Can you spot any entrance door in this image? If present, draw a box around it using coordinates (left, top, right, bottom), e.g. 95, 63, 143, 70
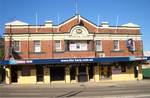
134, 66, 138, 78
36, 65, 44, 82
70, 66, 76, 80
50, 66, 65, 81
11, 66, 18, 83
78, 65, 88, 82
89, 64, 94, 80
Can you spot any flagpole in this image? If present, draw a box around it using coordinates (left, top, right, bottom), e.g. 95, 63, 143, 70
97, 14, 100, 33
57, 13, 60, 32
36, 12, 38, 32
75, 0, 78, 15
115, 15, 119, 33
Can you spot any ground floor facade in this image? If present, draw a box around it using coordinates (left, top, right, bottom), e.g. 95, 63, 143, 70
5, 62, 143, 84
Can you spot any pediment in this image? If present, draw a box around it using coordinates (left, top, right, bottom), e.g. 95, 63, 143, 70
59, 15, 97, 33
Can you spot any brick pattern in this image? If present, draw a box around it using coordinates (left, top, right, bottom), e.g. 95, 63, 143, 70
4, 40, 143, 59
5, 18, 140, 35
4, 16, 143, 59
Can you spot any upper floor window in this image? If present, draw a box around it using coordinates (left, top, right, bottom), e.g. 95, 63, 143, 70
55, 40, 61, 52
14, 41, 20, 52
34, 40, 41, 52
113, 40, 119, 51
69, 41, 87, 51
95, 40, 102, 51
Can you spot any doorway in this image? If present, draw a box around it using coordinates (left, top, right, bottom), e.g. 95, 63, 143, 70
11, 66, 18, 83
36, 65, 44, 82
78, 64, 88, 82
50, 66, 65, 81
134, 66, 138, 78
89, 64, 94, 80
70, 66, 76, 81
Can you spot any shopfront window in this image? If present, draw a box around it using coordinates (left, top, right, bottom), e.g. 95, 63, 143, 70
22, 66, 31, 76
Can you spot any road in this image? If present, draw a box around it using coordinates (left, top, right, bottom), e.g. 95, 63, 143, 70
1, 80, 150, 98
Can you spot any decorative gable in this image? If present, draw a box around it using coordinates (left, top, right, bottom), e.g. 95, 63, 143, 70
59, 15, 97, 33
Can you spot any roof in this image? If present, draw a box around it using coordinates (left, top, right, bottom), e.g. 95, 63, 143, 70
4, 15, 141, 34
122, 23, 140, 27
5, 20, 28, 25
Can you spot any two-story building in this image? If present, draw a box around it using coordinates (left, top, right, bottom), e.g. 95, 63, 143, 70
4, 15, 144, 84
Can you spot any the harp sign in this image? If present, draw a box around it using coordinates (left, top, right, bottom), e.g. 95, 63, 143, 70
126, 39, 134, 52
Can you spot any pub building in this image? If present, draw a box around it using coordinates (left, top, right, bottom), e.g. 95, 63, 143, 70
3, 15, 145, 84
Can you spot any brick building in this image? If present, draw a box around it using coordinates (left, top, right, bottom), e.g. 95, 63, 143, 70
3, 15, 144, 84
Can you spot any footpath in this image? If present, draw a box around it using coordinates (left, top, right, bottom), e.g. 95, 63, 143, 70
0, 80, 150, 89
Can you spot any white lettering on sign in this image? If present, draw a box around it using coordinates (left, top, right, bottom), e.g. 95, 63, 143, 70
60, 58, 93, 63
15, 60, 33, 64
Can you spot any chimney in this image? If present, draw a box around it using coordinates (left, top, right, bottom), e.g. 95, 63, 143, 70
101, 22, 109, 28
45, 20, 52, 27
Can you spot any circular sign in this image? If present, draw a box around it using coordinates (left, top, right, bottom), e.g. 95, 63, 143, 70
76, 29, 82, 34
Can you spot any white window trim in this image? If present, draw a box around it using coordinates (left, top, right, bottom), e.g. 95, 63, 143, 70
55, 40, 62, 51
34, 40, 41, 52
96, 40, 103, 51
113, 40, 120, 51
14, 41, 21, 52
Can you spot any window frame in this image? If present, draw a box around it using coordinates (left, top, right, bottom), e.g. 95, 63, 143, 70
55, 40, 61, 52
95, 40, 102, 51
113, 40, 120, 51
34, 40, 41, 52
14, 41, 21, 52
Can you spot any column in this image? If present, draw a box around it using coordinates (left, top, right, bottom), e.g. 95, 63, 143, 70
44, 66, 50, 83
94, 64, 100, 82
86, 64, 89, 81
76, 66, 78, 82
5, 65, 11, 84
30, 67, 36, 84
17, 70, 21, 84
65, 65, 70, 83
138, 64, 143, 80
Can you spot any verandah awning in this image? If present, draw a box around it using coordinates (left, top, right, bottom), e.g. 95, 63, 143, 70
0, 56, 147, 66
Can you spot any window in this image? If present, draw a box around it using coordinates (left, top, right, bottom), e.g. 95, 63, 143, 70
55, 40, 61, 51
69, 41, 87, 51
34, 40, 41, 52
14, 41, 20, 52
95, 40, 102, 51
22, 66, 31, 76
113, 40, 119, 51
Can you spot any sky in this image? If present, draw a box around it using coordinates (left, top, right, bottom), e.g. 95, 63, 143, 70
0, 0, 150, 51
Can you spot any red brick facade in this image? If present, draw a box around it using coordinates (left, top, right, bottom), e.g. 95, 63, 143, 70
4, 15, 143, 60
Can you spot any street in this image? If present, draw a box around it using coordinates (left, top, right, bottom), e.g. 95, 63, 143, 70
1, 80, 150, 98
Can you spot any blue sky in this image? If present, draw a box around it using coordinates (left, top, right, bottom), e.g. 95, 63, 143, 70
0, 0, 150, 51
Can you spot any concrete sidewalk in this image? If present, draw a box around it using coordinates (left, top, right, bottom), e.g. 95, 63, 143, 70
0, 80, 150, 89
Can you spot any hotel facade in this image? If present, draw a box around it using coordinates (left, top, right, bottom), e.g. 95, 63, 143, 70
3, 15, 144, 84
